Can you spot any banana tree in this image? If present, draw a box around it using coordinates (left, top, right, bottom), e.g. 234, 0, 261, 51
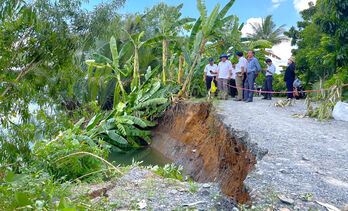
205, 16, 244, 57
122, 30, 149, 88
86, 36, 128, 109
180, 0, 236, 96
150, 15, 195, 84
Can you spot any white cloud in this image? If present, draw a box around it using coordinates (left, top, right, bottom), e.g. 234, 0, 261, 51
241, 18, 296, 72
270, 0, 286, 11
293, 0, 317, 12
270, 40, 296, 73
241, 17, 263, 38
270, 3, 281, 11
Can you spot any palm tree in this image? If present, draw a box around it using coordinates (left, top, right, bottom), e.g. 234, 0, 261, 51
247, 15, 287, 45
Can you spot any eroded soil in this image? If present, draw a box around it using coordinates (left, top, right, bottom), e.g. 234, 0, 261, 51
151, 102, 266, 203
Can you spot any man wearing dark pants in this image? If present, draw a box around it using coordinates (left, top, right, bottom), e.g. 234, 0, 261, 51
262, 59, 276, 100
230, 63, 237, 98
284, 56, 296, 99
244, 51, 261, 103
203, 57, 218, 93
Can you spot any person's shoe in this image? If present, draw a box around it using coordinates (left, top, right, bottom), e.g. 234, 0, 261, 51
234, 98, 242, 101
262, 97, 267, 100
267, 98, 272, 100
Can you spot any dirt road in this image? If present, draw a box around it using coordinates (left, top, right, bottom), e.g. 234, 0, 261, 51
217, 97, 348, 210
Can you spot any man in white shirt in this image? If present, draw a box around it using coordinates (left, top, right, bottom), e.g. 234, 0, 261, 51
229, 62, 237, 98
217, 54, 232, 100
234, 51, 248, 101
203, 57, 218, 92
262, 58, 276, 100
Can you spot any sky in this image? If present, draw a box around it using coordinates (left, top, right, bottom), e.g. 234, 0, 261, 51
84, 0, 317, 71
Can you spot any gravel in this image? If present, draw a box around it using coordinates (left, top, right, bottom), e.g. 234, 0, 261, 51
216, 97, 348, 210
75, 167, 238, 210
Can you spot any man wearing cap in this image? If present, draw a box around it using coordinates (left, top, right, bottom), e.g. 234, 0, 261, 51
262, 58, 276, 100
244, 51, 261, 103
234, 51, 248, 101
217, 54, 232, 100
203, 57, 218, 92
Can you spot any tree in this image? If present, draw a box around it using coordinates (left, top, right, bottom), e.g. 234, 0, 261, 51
180, 0, 237, 96
314, 0, 348, 67
0, 0, 84, 125
247, 15, 287, 45
140, 3, 195, 84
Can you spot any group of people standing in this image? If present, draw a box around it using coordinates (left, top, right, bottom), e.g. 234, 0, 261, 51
203, 51, 297, 101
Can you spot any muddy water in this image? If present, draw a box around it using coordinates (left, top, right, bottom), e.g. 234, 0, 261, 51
108, 147, 173, 167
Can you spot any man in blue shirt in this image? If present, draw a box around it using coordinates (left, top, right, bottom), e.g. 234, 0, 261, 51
262, 58, 276, 100
244, 51, 261, 102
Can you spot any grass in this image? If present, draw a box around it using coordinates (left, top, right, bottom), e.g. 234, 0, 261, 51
188, 97, 221, 106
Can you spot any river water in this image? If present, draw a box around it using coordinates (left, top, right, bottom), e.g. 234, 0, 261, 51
108, 147, 173, 167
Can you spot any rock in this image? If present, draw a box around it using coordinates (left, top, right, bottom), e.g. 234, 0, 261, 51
294, 203, 302, 210
302, 155, 310, 161
183, 201, 206, 207
278, 196, 294, 205
333, 101, 348, 122
161, 184, 166, 188
137, 200, 147, 209
316, 201, 341, 211
201, 190, 210, 196
279, 169, 288, 174
341, 204, 348, 211
232, 207, 239, 211
203, 184, 211, 188
279, 208, 291, 211
171, 189, 178, 194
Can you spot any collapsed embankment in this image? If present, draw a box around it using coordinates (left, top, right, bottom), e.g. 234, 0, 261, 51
151, 101, 267, 203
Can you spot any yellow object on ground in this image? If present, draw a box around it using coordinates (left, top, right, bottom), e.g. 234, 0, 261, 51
211, 80, 217, 93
